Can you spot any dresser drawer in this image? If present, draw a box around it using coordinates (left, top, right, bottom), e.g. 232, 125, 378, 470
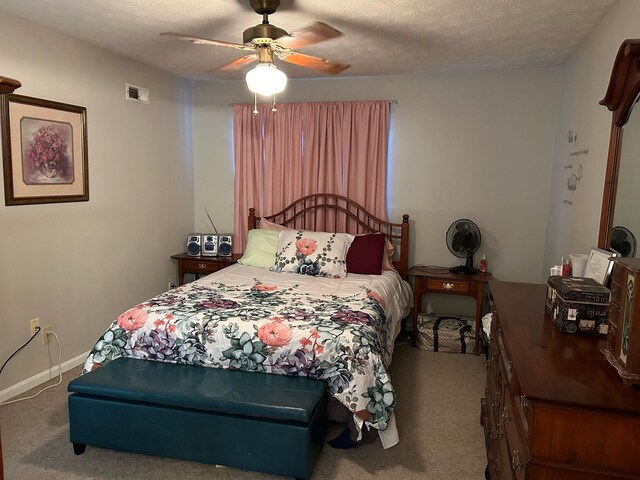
484, 397, 514, 480
487, 361, 504, 423
181, 258, 223, 274
426, 278, 470, 293
502, 391, 530, 480
495, 324, 515, 388
514, 394, 533, 438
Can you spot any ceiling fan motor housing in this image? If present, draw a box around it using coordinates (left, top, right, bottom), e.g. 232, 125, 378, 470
249, 0, 280, 15
243, 23, 288, 44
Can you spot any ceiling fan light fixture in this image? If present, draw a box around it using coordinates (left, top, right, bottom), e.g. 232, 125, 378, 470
245, 62, 287, 97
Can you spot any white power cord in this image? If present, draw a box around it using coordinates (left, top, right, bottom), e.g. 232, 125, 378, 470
1, 330, 63, 406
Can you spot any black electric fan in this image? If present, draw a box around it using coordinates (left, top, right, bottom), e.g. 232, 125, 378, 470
610, 225, 637, 257
446, 219, 482, 274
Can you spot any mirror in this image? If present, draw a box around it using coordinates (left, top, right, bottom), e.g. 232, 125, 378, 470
610, 96, 640, 257
598, 39, 640, 257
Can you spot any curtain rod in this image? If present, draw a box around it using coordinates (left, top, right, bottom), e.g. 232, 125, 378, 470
228, 99, 398, 107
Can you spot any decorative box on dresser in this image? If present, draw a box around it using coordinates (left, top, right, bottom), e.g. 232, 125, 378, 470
482, 279, 640, 480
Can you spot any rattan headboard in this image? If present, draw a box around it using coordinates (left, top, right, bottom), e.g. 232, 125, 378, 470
248, 193, 410, 279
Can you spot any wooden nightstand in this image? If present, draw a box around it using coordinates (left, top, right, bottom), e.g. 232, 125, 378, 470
408, 265, 490, 354
171, 253, 242, 286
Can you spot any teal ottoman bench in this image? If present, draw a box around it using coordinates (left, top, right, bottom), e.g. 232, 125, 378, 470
68, 357, 327, 480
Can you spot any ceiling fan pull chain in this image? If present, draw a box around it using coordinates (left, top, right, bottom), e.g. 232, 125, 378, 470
272, 94, 278, 113
253, 92, 259, 116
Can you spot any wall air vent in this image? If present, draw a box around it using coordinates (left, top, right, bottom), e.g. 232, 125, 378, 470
125, 83, 149, 104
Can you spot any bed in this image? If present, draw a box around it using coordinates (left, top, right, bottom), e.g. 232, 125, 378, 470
82, 194, 412, 449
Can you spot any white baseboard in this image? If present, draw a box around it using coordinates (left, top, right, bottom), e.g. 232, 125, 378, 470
0, 350, 89, 403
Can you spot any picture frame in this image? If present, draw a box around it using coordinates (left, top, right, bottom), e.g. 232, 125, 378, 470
584, 247, 618, 285
1, 94, 88, 205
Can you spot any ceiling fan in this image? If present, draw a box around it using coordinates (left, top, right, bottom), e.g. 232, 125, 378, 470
161, 0, 350, 82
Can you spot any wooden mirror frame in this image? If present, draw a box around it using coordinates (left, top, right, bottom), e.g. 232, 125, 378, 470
0, 75, 21, 94
598, 39, 640, 251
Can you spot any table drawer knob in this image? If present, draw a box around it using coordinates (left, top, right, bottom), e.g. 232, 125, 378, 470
198, 263, 208, 269
443, 282, 454, 290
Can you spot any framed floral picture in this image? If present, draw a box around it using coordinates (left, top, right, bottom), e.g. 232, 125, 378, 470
1, 94, 88, 205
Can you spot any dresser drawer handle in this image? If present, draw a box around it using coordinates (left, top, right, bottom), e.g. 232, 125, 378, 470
512, 450, 522, 471
442, 282, 454, 290
198, 263, 208, 269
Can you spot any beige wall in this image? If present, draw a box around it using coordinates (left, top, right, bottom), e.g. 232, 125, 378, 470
193, 68, 561, 287
544, 0, 640, 270
0, 12, 193, 396
2, 1, 634, 395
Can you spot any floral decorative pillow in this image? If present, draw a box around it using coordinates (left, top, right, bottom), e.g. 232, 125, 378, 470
273, 230, 354, 278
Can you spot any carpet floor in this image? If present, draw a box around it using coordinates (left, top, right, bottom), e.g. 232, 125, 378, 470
0, 343, 487, 479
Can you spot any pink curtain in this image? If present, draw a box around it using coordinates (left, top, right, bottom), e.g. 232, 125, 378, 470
233, 101, 390, 252
262, 103, 304, 216
343, 101, 389, 221
233, 104, 264, 253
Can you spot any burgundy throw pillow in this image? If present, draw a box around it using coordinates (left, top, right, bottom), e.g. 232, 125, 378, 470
346, 233, 386, 275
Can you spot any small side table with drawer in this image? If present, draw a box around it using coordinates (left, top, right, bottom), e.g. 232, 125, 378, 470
408, 266, 491, 353
171, 253, 242, 286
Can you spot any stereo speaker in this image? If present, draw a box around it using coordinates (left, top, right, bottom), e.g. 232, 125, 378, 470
186, 233, 202, 256
201, 234, 218, 256
218, 234, 233, 256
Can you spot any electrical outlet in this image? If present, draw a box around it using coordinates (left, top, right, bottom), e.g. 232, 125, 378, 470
42, 325, 52, 345
30, 317, 40, 336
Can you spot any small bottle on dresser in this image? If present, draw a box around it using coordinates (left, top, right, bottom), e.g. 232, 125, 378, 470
562, 257, 571, 277
480, 254, 487, 273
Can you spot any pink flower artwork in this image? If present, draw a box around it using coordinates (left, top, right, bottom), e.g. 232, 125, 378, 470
117, 307, 148, 331
258, 318, 293, 347
20, 119, 74, 185
296, 238, 318, 256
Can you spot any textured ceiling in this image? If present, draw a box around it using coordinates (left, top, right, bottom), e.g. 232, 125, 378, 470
0, 0, 619, 80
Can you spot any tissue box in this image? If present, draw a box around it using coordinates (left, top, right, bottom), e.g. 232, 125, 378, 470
545, 276, 610, 336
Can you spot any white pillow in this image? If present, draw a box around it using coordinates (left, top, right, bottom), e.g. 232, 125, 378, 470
273, 230, 354, 278
237, 229, 280, 269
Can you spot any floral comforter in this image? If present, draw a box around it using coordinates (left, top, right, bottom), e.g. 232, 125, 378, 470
83, 264, 411, 438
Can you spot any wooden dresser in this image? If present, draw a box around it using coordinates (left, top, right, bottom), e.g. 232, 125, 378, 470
482, 279, 640, 480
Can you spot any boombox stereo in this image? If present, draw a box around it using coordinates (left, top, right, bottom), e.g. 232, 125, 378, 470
218, 234, 233, 256
201, 234, 218, 256
186, 233, 202, 256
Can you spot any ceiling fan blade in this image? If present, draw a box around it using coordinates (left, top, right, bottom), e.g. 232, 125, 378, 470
275, 22, 344, 49
216, 54, 258, 72
280, 51, 349, 75
161, 32, 255, 52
